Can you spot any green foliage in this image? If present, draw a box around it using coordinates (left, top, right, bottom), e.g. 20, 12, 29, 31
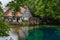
0, 2, 9, 36
0, 2, 4, 18
6, 0, 27, 12
6, 1, 20, 12
6, 0, 60, 19
0, 20, 9, 36
24, 0, 36, 14
24, 0, 60, 19
34, 0, 59, 19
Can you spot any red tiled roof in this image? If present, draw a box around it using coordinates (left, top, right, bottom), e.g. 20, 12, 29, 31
5, 11, 12, 16
15, 12, 21, 17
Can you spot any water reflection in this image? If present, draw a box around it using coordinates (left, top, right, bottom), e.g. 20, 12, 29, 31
28, 27, 60, 40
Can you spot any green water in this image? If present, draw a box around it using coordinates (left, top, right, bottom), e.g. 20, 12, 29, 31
28, 25, 60, 40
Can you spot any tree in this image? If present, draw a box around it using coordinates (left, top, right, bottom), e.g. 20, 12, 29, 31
6, 0, 27, 13
0, 2, 9, 36
7, 0, 60, 19
24, 0, 60, 19
24, 0, 36, 16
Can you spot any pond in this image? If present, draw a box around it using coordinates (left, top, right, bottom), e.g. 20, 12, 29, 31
0, 25, 60, 40
27, 25, 60, 40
